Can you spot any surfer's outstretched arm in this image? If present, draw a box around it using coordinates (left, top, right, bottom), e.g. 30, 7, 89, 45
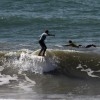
62, 44, 70, 46
48, 33, 55, 36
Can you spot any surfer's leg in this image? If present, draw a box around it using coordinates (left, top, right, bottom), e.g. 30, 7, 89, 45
85, 44, 93, 48
86, 44, 96, 48
38, 48, 43, 56
85, 45, 91, 48
38, 41, 44, 56
42, 44, 47, 56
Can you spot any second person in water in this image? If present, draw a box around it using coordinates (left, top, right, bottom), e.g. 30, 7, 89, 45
64, 40, 96, 48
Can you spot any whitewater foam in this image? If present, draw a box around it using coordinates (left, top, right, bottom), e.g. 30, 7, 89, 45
0, 74, 18, 86
77, 64, 99, 78
4, 50, 57, 74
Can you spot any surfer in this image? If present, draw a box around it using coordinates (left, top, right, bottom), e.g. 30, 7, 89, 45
38, 30, 55, 56
63, 40, 96, 48
63, 40, 80, 48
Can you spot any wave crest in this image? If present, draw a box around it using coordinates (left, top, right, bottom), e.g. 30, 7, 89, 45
0, 49, 100, 79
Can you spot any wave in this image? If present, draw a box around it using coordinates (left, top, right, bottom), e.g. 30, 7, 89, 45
0, 15, 66, 28
0, 49, 100, 79
0, 16, 100, 29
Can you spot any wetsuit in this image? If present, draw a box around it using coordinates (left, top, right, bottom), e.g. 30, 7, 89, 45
38, 33, 47, 56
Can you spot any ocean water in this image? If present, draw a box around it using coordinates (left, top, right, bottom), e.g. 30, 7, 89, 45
0, 0, 100, 100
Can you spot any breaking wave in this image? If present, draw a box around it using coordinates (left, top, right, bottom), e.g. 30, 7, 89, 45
0, 49, 100, 79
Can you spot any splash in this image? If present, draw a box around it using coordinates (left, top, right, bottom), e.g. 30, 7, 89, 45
77, 64, 100, 78
2, 49, 57, 74
17, 51, 57, 74
0, 74, 18, 86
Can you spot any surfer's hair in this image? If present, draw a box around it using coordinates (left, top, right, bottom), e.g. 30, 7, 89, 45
69, 40, 72, 43
45, 30, 49, 33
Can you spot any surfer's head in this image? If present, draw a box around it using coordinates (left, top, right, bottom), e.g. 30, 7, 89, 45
69, 40, 72, 43
45, 30, 49, 34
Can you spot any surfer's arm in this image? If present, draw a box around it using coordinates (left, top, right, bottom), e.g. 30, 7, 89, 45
62, 44, 70, 46
48, 34, 55, 36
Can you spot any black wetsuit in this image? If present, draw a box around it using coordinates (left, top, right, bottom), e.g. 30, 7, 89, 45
38, 33, 47, 56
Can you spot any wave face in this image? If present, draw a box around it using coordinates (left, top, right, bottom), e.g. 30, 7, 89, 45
52, 50, 100, 78
0, 49, 100, 79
